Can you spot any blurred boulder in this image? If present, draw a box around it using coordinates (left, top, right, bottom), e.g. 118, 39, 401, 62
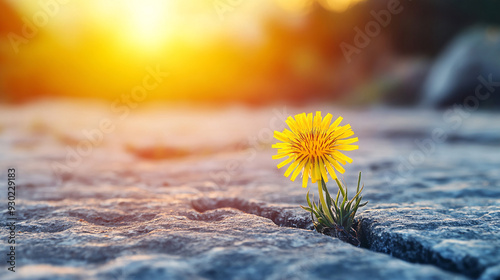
382, 58, 432, 106
421, 26, 500, 109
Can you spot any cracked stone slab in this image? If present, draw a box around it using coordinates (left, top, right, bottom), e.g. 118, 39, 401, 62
2, 199, 468, 280
359, 205, 500, 279
0, 101, 499, 279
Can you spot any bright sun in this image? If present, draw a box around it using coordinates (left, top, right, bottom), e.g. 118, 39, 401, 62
6, 0, 365, 55
120, 0, 173, 52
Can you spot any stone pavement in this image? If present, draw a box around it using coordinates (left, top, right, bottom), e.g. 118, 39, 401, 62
0, 100, 499, 279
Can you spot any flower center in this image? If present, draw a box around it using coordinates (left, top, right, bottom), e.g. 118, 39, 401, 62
294, 130, 336, 159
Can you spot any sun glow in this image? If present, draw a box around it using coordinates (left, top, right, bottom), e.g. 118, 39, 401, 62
1, 0, 366, 103
120, 0, 173, 51
319, 0, 365, 13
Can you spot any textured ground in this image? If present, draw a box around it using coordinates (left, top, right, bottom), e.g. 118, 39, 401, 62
0, 100, 499, 280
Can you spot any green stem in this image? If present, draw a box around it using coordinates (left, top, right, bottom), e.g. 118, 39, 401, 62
317, 177, 334, 224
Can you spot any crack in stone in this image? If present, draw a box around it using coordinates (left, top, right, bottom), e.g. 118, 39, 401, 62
193, 197, 484, 279
191, 197, 313, 229
358, 217, 482, 279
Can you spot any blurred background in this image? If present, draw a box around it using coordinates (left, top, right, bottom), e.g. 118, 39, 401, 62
1, 0, 500, 108
1, 4, 500, 277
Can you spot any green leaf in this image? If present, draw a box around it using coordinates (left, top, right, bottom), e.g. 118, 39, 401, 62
312, 198, 321, 214
345, 200, 353, 214
345, 205, 358, 220
335, 179, 348, 209
313, 199, 334, 228
304, 192, 324, 219
317, 214, 334, 228
312, 199, 320, 213
311, 205, 321, 219
331, 195, 340, 214
300, 205, 313, 212
317, 180, 335, 225
340, 191, 348, 209
335, 178, 346, 198
307, 171, 368, 231
321, 178, 333, 211
348, 184, 364, 209
335, 188, 341, 205
353, 196, 362, 210
306, 190, 313, 208
356, 171, 361, 194
329, 206, 338, 223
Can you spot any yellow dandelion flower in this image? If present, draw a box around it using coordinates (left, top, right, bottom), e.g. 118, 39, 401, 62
272, 111, 358, 188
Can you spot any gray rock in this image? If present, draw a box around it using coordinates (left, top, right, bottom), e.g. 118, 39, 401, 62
0, 101, 499, 279
421, 26, 500, 108
359, 205, 500, 278
2, 201, 468, 280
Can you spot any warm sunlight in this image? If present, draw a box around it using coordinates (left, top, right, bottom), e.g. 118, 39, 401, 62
274, 0, 365, 13
118, 0, 173, 51
5, 0, 366, 52
1, 0, 368, 103
319, 0, 365, 13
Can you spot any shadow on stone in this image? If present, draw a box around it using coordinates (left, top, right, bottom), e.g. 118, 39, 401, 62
191, 197, 313, 229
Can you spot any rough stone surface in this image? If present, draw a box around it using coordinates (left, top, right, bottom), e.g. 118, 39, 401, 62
359, 205, 500, 279
0, 100, 499, 279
